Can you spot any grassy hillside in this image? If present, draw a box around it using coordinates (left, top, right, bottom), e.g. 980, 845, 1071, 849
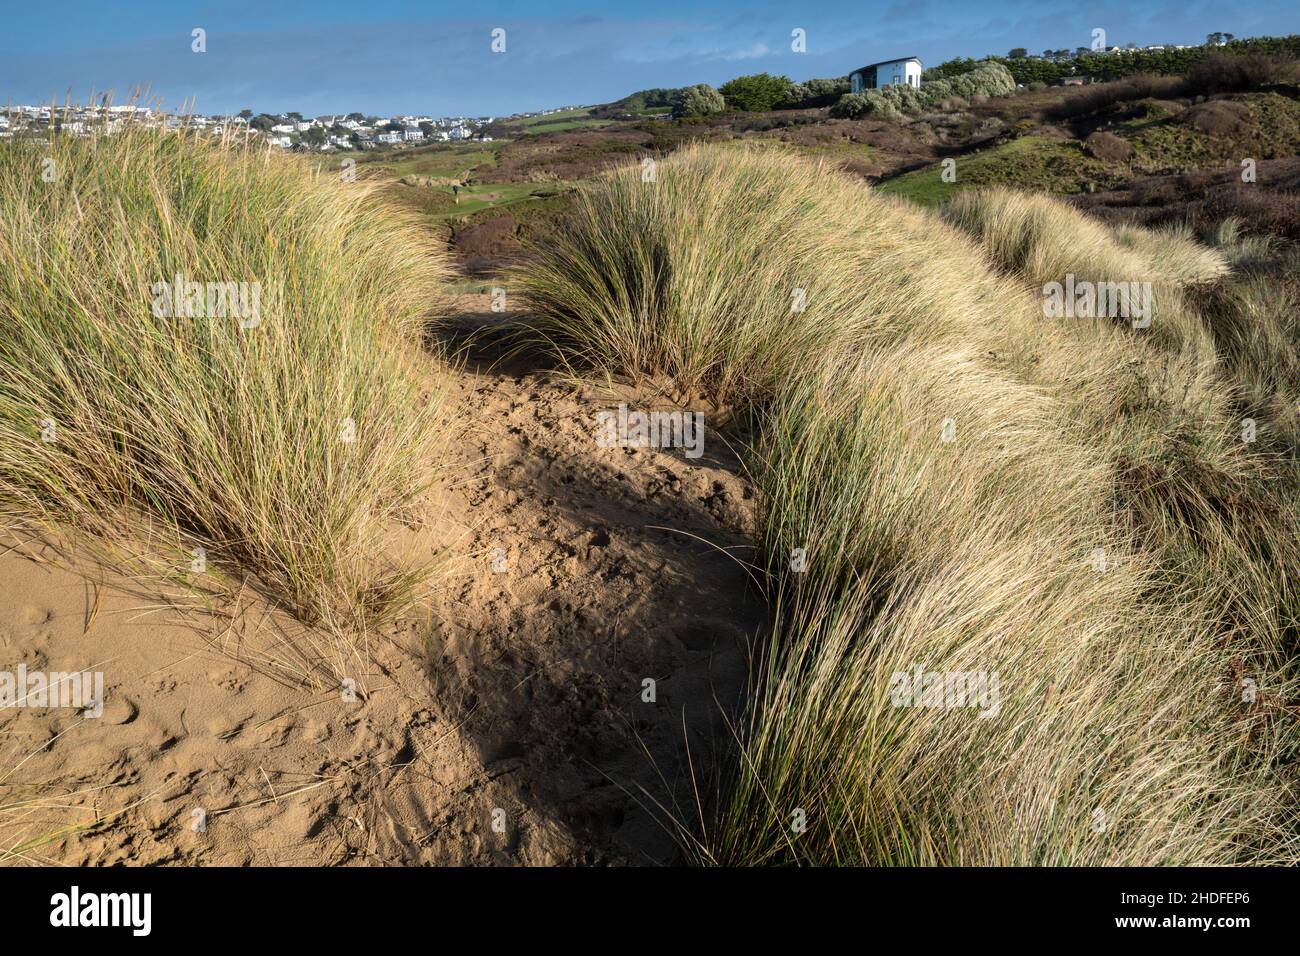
504, 107, 616, 135
879, 135, 1108, 205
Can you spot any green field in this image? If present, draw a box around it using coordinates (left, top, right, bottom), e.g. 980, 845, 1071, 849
508, 106, 594, 126
432, 181, 566, 218
522, 118, 616, 134
365, 145, 498, 180
310, 143, 499, 180
502, 106, 615, 135
879, 135, 1112, 206
307, 139, 578, 222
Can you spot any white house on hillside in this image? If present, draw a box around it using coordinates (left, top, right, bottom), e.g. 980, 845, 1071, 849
849, 56, 923, 92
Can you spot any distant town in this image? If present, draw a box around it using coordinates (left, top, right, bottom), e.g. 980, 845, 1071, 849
0, 103, 590, 151
0, 33, 1242, 150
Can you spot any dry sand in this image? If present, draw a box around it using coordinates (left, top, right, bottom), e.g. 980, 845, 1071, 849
0, 298, 765, 866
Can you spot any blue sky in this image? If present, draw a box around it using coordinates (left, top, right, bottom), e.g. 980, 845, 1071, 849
2, 1, 1296, 117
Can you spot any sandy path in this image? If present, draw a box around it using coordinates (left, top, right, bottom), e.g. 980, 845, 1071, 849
0, 301, 765, 865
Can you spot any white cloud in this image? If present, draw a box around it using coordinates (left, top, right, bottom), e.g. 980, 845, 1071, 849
721, 42, 770, 60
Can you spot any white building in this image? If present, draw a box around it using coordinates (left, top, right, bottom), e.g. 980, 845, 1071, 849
403, 129, 423, 141
377, 131, 401, 144
849, 56, 923, 92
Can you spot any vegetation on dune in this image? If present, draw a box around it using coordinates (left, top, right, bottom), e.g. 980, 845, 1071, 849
718, 354, 1292, 864
593, 88, 681, 118
519, 145, 980, 403
944, 186, 1299, 738
780, 77, 851, 110
933, 35, 1300, 87
1191, 240, 1300, 453
0, 126, 450, 632
943, 187, 1226, 355
832, 61, 1016, 119
1045, 55, 1300, 122
8, 81, 1296, 867
878, 79, 1300, 212
520, 145, 1299, 865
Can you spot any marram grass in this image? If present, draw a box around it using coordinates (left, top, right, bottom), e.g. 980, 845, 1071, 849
520, 144, 1300, 865
0, 125, 451, 631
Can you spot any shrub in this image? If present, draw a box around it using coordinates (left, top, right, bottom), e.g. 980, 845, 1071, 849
718, 73, 794, 112
807, 76, 851, 102
1047, 73, 1184, 120
782, 77, 850, 109
780, 83, 810, 108
1179, 99, 1252, 136
1074, 160, 1300, 243
1193, 176, 1300, 240
829, 91, 868, 118
924, 56, 982, 80
830, 90, 898, 120
671, 83, 725, 117
943, 61, 1016, 98
1083, 129, 1134, 161
832, 62, 1015, 120
1183, 52, 1300, 95
949, 37, 1300, 86
0, 126, 450, 631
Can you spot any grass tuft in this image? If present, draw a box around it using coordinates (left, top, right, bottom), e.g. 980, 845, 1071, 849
0, 125, 450, 631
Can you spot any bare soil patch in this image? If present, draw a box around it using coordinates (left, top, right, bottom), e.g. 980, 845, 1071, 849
1, 299, 764, 866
